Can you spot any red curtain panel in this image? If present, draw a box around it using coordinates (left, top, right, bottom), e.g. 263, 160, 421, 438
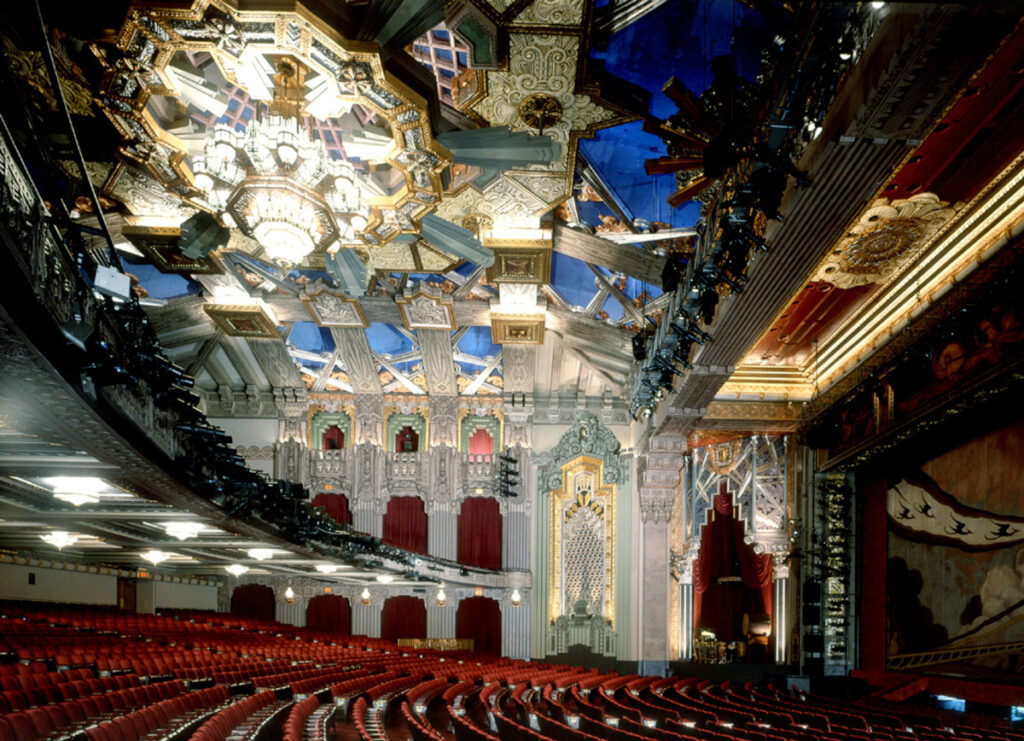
395, 426, 419, 452
456, 596, 501, 655
457, 497, 502, 570
230, 584, 275, 623
381, 596, 426, 642
468, 428, 493, 460
322, 425, 344, 450
693, 487, 773, 642
312, 493, 352, 526
382, 496, 428, 554
306, 594, 351, 634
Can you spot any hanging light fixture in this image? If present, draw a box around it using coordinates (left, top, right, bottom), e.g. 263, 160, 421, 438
164, 521, 203, 541
247, 548, 274, 561
315, 564, 339, 574
190, 60, 371, 267
43, 476, 106, 506
40, 531, 77, 550
226, 564, 249, 577
361, 587, 371, 605
141, 550, 171, 565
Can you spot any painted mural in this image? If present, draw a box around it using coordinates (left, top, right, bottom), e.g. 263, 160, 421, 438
886, 416, 1024, 672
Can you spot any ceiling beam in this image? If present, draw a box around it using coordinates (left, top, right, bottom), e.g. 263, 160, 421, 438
417, 329, 458, 396
553, 224, 664, 288
585, 263, 646, 325
329, 327, 383, 394
462, 351, 502, 396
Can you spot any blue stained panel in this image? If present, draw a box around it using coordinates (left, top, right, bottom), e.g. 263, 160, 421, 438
288, 321, 335, 355
366, 323, 413, 356
122, 260, 201, 299
457, 326, 500, 359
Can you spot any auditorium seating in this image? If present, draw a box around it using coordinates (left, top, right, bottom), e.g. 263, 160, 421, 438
2, 600, 1022, 741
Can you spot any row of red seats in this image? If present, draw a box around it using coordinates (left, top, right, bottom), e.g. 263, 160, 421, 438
188, 689, 277, 741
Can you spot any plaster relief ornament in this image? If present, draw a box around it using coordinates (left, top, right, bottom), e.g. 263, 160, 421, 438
300, 285, 368, 327
812, 193, 960, 289
93, 0, 451, 271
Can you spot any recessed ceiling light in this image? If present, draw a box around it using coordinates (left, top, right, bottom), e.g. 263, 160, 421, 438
164, 521, 202, 541
141, 550, 171, 565
247, 548, 274, 561
315, 564, 339, 574
376, 574, 394, 583
40, 531, 77, 550
225, 564, 249, 576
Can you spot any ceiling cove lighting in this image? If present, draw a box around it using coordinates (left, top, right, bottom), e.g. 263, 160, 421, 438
247, 548, 274, 561
40, 531, 77, 550
141, 550, 171, 565
225, 564, 249, 577
164, 521, 202, 541
42, 476, 106, 506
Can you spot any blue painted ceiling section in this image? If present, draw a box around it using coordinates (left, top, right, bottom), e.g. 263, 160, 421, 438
366, 322, 413, 357
457, 326, 500, 359
580, 0, 773, 228
289, 321, 334, 356
122, 258, 201, 299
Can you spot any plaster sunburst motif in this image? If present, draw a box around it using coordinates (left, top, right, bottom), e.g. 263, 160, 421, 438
812, 193, 960, 289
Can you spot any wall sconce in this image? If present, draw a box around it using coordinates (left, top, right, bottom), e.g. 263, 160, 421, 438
361, 587, 371, 605
511, 589, 522, 607
436, 587, 446, 607
284, 586, 295, 604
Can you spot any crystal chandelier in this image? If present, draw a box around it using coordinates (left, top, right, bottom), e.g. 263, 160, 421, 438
191, 61, 371, 267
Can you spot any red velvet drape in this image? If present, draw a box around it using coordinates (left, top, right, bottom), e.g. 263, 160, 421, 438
395, 426, 419, 452
457, 497, 502, 570
312, 493, 352, 526
230, 584, 275, 623
306, 594, 351, 634
693, 488, 773, 642
322, 425, 344, 450
468, 428, 493, 461
382, 496, 428, 554
456, 597, 501, 655
381, 596, 426, 642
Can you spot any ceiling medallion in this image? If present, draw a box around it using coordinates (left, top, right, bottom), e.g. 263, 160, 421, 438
812, 193, 960, 289
518, 93, 563, 132
96, 0, 450, 266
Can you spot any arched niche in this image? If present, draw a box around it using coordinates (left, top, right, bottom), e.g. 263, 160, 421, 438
230, 584, 275, 622
386, 413, 427, 452
456, 596, 501, 655
306, 594, 352, 635
310, 411, 352, 451
381, 595, 426, 642
382, 496, 428, 554
460, 414, 501, 460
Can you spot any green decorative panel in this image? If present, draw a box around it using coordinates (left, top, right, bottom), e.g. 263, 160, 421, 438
385, 413, 427, 452
460, 414, 501, 456
310, 412, 352, 450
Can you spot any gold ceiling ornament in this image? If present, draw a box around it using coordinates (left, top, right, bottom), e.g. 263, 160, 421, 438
93, 0, 451, 266
811, 193, 960, 289
519, 93, 563, 132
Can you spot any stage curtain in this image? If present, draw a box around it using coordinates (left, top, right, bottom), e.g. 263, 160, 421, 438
468, 428, 493, 460
693, 490, 773, 642
381, 596, 426, 642
457, 497, 502, 570
306, 594, 351, 634
230, 584, 275, 623
382, 496, 428, 554
456, 596, 501, 655
322, 425, 344, 450
312, 493, 352, 526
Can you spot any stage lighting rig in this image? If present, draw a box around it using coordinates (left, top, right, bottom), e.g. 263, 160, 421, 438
497, 450, 520, 498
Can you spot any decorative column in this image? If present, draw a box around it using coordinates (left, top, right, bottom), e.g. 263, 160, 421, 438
427, 499, 457, 561
351, 443, 383, 536
429, 396, 459, 448
352, 395, 384, 446
679, 560, 694, 661
773, 553, 790, 664
637, 434, 686, 677
352, 588, 383, 638
428, 590, 457, 640
427, 446, 458, 560
501, 586, 530, 660
502, 447, 532, 571
273, 389, 309, 484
